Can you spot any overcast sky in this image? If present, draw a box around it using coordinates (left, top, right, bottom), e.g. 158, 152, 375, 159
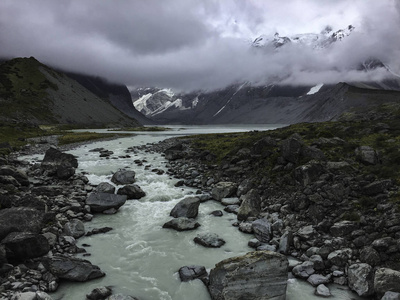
0, 0, 399, 91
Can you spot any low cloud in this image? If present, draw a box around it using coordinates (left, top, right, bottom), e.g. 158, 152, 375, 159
0, 0, 399, 92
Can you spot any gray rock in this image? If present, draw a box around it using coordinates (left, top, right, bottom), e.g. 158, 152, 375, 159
330, 221, 358, 237
237, 189, 261, 221
86, 193, 127, 213
95, 182, 116, 194
360, 246, 381, 266
111, 170, 136, 185
224, 205, 239, 214
0, 207, 45, 240
281, 136, 303, 163
278, 231, 293, 255
355, 146, 379, 165
41, 147, 78, 179
315, 284, 331, 297
0, 166, 29, 186
307, 274, 331, 287
43, 255, 105, 282
208, 251, 288, 300
292, 261, 315, 279
237, 178, 254, 197
117, 184, 146, 200
257, 244, 277, 252
106, 295, 139, 300
63, 219, 85, 239
296, 225, 318, 241
170, 197, 200, 218
294, 162, 325, 186
327, 248, 352, 267
381, 291, 400, 300
372, 237, 395, 252
239, 222, 253, 233
0, 244, 6, 266
252, 218, 272, 243
2, 232, 49, 260
348, 263, 374, 297
374, 268, 400, 299
309, 255, 324, 271
35, 291, 54, 300
178, 265, 207, 282
211, 182, 237, 201
162, 218, 200, 231
10, 292, 37, 300
194, 233, 225, 248
363, 180, 392, 196
86, 286, 112, 300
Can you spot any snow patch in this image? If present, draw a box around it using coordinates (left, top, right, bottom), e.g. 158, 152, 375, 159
133, 93, 153, 114
307, 84, 323, 95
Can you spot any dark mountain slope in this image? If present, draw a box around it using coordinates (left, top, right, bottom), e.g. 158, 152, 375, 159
65, 72, 154, 125
0, 57, 141, 127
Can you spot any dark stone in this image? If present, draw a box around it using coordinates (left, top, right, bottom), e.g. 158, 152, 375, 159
237, 189, 261, 221
2, 232, 49, 260
0, 207, 45, 240
0, 166, 29, 186
170, 197, 200, 218
210, 210, 223, 217
63, 219, 85, 239
117, 184, 146, 200
194, 233, 225, 248
252, 218, 272, 243
178, 265, 208, 282
111, 170, 136, 185
41, 147, 78, 179
363, 180, 392, 196
42, 255, 105, 282
95, 182, 116, 194
86, 286, 112, 300
162, 218, 200, 231
86, 193, 127, 213
86, 227, 113, 236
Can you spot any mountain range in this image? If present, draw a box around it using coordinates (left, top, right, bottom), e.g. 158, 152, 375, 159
131, 26, 400, 125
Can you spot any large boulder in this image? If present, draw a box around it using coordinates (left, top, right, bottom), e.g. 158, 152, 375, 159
63, 219, 85, 239
211, 182, 237, 201
327, 248, 352, 267
237, 189, 261, 221
162, 217, 200, 231
170, 197, 201, 218
86, 286, 112, 300
208, 251, 288, 300
2, 232, 49, 260
0, 166, 29, 186
374, 268, 400, 299
0, 207, 45, 240
281, 135, 304, 163
86, 193, 127, 213
117, 184, 146, 200
111, 170, 136, 185
41, 147, 78, 179
348, 263, 374, 297
43, 255, 105, 282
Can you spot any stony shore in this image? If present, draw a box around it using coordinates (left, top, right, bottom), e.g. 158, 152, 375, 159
138, 130, 400, 299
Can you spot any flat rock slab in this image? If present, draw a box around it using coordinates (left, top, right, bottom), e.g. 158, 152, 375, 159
43, 255, 105, 282
86, 193, 127, 213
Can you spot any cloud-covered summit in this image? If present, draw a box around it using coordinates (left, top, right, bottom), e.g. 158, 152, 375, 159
0, 0, 399, 91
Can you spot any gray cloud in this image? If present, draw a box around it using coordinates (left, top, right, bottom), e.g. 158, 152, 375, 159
0, 0, 399, 91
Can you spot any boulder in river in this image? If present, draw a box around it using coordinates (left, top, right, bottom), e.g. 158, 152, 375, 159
95, 182, 116, 194
111, 170, 136, 185
208, 251, 288, 300
86, 193, 127, 213
178, 265, 208, 282
170, 197, 201, 218
42, 255, 105, 282
162, 217, 200, 231
63, 219, 85, 239
117, 184, 146, 200
194, 233, 225, 248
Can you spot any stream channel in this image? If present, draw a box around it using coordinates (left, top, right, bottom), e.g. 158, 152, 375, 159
25, 125, 362, 300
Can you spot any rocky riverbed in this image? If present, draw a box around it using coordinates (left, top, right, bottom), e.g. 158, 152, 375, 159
136, 127, 400, 299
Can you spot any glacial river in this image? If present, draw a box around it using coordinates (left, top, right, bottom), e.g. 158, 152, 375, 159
26, 125, 361, 300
